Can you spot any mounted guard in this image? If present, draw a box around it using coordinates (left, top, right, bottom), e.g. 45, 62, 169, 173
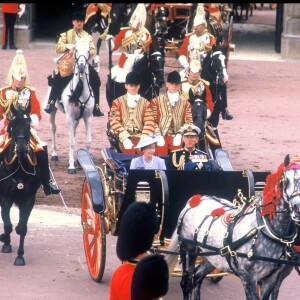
106, 3, 152, 103
44, 10, 104, 117
0, 50, 60, 196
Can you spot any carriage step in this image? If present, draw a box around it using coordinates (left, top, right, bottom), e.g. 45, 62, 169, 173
77, 148, 105, 213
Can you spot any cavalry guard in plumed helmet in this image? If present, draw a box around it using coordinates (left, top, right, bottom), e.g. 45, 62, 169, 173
107, 4, 152, 85
0, 50, 61, 196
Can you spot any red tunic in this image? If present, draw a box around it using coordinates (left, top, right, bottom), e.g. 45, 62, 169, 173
2, 3, 19, 14
109, 262, 136, 300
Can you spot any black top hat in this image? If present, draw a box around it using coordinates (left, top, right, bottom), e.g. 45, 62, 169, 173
167, 71, 181, 84
116, 202, 158, 261
125, 71, 141, 85
72, 11, 85, 21
131, 254, 169, 300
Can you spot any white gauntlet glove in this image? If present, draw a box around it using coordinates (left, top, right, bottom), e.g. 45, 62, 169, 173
123, 138, 134, 150
187, 44, 194, 52
173, 133, 182, 146
178, 55, 189, 70
30, 114, 39, 127
206, 109, 211, 119
66, 44, 75, 51
18, 4, 26, 18
156, 135, 165, 147
105, 35, 115, 51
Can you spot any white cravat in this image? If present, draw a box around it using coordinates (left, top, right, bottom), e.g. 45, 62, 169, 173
167, 91, 179, 107
127, 93, 140, 108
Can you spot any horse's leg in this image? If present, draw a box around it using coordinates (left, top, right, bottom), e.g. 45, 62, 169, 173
180, 243, 197, 300
240, 273, 260, 300
194, 259, 215, 300
14, 195, 35, 266
0, 198, 13, 253
66, 114, 77, 174
84, 116, 92, 151
50, 110, 59, 161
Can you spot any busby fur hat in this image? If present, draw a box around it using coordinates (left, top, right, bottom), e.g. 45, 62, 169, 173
116, 201, 159, 261
125, 71, 141, 85
167, 71, 181, 84
131, 254, 169, 300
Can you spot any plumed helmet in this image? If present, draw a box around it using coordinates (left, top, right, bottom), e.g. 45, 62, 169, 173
116, 201, 159, 261
167, 71, 181, 84
193, 14, 207, 27
125, 71, 141, 85
72, 10, 85, 21
129, 3, 147, 30
131, 254, 169, 300
7, 49, 30, 86
189, 59, 202, 73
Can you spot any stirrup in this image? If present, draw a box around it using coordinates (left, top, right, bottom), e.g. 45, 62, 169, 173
93, 104, 104, 117
44, 101, 55, 114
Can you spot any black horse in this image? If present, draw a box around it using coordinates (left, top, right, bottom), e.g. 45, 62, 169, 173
0, 103, 41, 266
106, 46, 165, 108
201, 46, 230, 152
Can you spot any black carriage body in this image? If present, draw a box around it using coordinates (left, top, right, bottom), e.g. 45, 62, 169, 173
116, 169, 269, 239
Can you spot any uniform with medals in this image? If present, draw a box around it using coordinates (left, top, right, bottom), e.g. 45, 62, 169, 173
179, 14, 216, 69
110, 4, 152, 83
0, 50, 60, 196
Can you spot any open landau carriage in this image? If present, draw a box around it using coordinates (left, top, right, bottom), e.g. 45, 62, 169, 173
76, 4, 300, 298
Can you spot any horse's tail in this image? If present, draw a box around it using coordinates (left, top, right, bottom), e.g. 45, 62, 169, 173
165, 229, 179, 275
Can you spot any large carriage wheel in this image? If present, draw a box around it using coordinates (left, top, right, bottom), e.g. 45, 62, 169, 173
81, 178, 106, 283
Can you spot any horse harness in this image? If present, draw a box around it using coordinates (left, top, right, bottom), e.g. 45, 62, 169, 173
176, 196, 300, 275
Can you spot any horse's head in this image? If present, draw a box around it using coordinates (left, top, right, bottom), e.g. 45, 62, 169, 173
7, 103, 31, 160
209, 46, 229, 85
149, 48, 165, 88
281, 154, 300, 224
262, 154, 300, 225
74, 36, 91, 74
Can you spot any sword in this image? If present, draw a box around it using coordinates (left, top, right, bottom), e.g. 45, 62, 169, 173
49, 165, 68, 209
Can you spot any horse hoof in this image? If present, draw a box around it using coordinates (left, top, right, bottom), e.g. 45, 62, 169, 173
68, 169, 76, 174
51, 156, 59, 162
14, 257, 25, 266
2, 244, 12, 253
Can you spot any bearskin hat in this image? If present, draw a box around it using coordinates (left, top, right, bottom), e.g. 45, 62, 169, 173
116, 201, 158, 261
131, 254, 169, 300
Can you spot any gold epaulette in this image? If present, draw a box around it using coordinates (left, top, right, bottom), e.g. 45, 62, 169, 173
0, 86, 10, 92
120, 27, 131, 30
199, 78, 210, 86
173, 148, 184, 153
24, 86, 36, 92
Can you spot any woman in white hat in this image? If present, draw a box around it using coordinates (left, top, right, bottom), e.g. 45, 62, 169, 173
130, 134, 166, 170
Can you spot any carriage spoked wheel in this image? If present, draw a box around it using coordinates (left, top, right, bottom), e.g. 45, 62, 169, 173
81, 178, 106, 283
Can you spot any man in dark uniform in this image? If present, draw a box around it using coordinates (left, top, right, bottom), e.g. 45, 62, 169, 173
44, 11, 104, 117
167, 124, 222, 171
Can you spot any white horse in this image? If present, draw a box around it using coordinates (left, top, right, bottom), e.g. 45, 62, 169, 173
47, 36, 95, 174
166, 154, 300, 300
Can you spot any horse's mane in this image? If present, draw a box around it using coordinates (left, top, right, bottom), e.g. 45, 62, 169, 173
261, 162, 285, 220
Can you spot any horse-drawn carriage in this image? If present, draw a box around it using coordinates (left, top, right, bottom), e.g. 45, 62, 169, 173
77, 144, 270, 282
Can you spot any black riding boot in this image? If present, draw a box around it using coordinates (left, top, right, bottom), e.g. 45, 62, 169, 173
36, 145, 60, 196
89, 65, 104, 117
44, 73, 72, 114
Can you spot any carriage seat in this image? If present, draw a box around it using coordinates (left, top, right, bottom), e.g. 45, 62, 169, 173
104, 147, 169, 172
